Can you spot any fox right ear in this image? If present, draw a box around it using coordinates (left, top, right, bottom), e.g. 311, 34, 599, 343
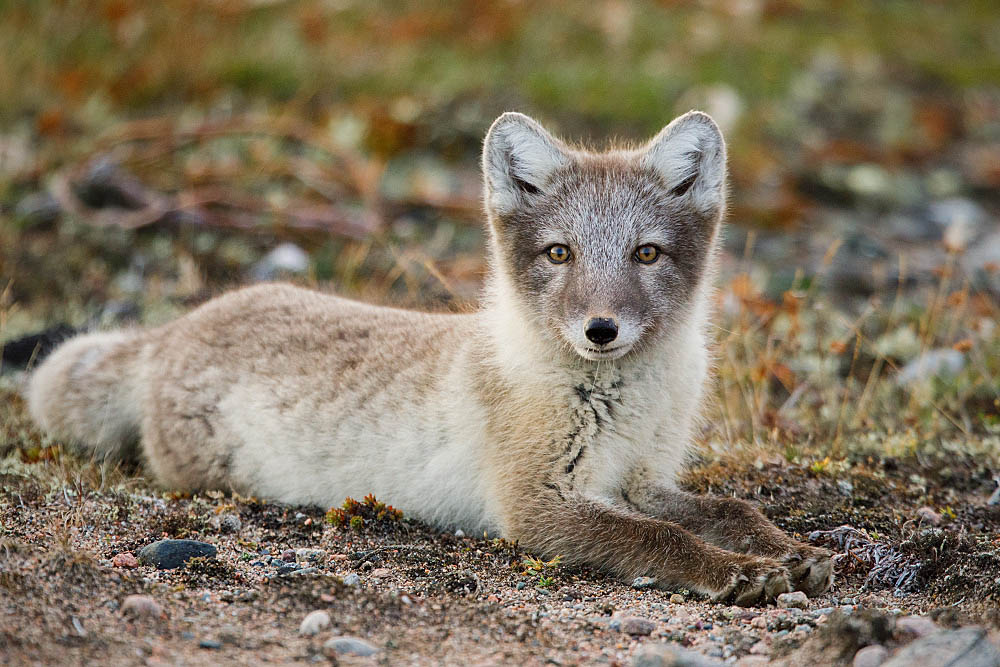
643, 111, 727, 215
482, 112, 568, 215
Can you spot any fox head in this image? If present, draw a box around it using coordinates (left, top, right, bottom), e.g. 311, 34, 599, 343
481, 111, 726, 362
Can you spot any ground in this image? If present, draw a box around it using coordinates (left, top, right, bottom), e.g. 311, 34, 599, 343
2, 2, 1000, 665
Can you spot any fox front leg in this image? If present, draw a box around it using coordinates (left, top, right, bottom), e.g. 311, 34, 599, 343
502, 488, 792, 606
621, 479, 833, 597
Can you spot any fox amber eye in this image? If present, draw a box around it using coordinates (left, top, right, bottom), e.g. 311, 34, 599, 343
547, 245, 572, 264
634, 245, 660, 264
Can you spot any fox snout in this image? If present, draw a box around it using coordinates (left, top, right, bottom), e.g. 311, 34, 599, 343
584, 317, 618, 345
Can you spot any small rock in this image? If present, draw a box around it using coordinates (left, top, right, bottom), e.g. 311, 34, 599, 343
632, 642, 724, 666
342, 573, 361, 587
370, 567, 391, 578
15, 192, 62, 227
915, 507, 942, 526
632, 576, 657, 590
852, 645, 888, 667
295, 548, 326, 564
777, 591, 809, 609
276, 563, 301, 575
735, 657, 771, 667
138, 540, 217, 570
214, 513, 242, 533
322, 637, 379, 657
251, 242, 310, 281
454, 529, 466, 538
112, 552, 140, 569
280, 549, 296, 563
621, 617, 656, 636
670, 593, 685, 604
882, 627, 1000, 667
895, 615, 938, 638
121, 595, 163, 619
515, 581, 526, 590
896, 349, 965, 386
198, 639, 222, 650
299, 610, 331, 636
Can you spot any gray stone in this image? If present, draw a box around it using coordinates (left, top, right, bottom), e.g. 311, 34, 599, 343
295, 548, 326, 564
251, 242, 310, 281
120, 594, 163, 619
322, 636, 379, 657
632, 576, 657, 589
15, 191, 62, 227
213, 513, 242, 533
852, 644, 889, 667
631, 642, 724, 666
199, 639, 222, 650
882, 627, 1000, 667
777, 591, 809, 609
896, 349, 965, 386
299, 610, 331, 636
138, 539, 217, 570
342, 572, 361, 586
895, 615, 938, 638
621, 617, 656, 636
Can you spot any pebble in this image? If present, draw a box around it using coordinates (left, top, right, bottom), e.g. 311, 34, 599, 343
112, 552, 140, 569
455, 529, 466, 538
216, 513, 242, 533
280, 549, 296, 563
370, 567, 392, 578
251, 243, 310, 281
276, 564, 300, 575
915, 507, 942, 525
632, 576, 657, 589
299, 610, 331, 636
632, 642, 724, 666
295, 548, 326, 564
620, 616, 655, 636
670, 593, 685, 604
853, 645, 889, 667
735, 657, 771, 667
322, 637, 379, 657
15, 191, 62, 227
138, 540, 217, 570
120, 595, 164, 619
895, 615, 937, 638
896, 349, 965, 386
343, 573, 361, 586
198, 639, 222, 650
777, 591, 809, 609
882, 627, 1000, 666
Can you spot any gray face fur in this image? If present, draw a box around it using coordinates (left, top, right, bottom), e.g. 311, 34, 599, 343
482, 111, 727, 361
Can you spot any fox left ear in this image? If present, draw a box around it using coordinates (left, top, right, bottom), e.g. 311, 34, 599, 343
643, 111, 727, 214
482, 112, 569, 216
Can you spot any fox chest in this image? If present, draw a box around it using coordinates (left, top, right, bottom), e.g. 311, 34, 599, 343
547, 372, 670, 497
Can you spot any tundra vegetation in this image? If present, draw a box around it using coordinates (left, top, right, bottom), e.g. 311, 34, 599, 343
1, 1, 998, 664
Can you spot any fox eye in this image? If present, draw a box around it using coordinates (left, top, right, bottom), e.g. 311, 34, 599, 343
634, 245, 660, 264
547, 245, 572, 264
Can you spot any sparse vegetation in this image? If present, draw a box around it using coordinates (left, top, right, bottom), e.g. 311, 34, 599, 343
1, 1, 999, 664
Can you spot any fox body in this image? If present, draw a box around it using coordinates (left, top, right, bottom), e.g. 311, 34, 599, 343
27, 112, 832, 604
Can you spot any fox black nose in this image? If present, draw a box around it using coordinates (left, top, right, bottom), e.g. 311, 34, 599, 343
585, 317, 618, 345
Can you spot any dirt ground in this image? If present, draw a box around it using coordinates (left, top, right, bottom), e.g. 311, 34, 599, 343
3, 383, 999, 666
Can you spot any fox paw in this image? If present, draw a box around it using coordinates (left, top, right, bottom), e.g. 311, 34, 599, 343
717, 558, 791, 607
783, 545, 834, 597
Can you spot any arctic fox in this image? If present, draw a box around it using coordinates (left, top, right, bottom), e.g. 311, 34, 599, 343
27, 111, 832, 605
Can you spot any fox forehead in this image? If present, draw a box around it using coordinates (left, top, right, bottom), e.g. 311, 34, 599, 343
522, 160, 694, 252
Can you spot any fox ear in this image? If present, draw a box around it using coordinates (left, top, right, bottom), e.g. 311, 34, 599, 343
482, 112, 568, 215
643, 111, 727, 214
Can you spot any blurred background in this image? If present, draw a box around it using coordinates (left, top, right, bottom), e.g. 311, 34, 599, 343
1, 0, 998, 454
